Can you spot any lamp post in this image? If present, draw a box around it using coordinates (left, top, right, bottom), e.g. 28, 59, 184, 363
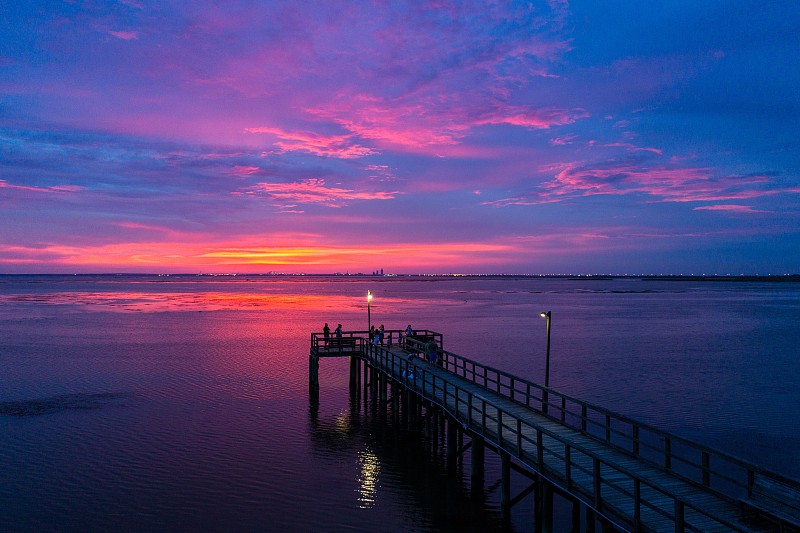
367, 290, 373, 332
539, 310, 551, 414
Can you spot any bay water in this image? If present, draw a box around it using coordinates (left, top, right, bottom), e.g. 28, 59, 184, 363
1, 275, 798, 532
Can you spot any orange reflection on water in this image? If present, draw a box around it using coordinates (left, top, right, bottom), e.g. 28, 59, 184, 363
1, 291, 363, 313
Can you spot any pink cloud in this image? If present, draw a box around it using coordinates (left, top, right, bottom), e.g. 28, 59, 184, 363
244, 126, 376, 159
229, 165, 261, 177
0, 180, 82, 194
246, 178, 399, 208
110, 221, 204, 239
693, 205, 769, 213
475, 106, 587, 129
306, 96, 464, 151
604, 142, 663, 155
306, 96, 585, 155
550, 134, 577, 146
108, 30, 138, 40
485, 161, 784, 206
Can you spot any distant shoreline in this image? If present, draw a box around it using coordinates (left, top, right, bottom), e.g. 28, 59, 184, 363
1, 273, 799, 282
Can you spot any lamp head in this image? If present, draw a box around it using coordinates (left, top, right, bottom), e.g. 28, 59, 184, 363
367, 290, 373, 302
540, 311, 550, 319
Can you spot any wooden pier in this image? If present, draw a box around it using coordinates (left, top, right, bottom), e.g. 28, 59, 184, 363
310, 330, 800, 533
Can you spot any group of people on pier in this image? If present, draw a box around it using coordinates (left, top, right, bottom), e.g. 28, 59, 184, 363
322, 322, 342, 340
320, 322, 440, 366
369, 324, 389, 346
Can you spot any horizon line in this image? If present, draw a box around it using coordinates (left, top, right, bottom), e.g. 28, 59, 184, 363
1, 272, 799, 279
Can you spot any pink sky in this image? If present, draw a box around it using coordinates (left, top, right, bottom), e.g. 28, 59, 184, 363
1, 1, 798, 274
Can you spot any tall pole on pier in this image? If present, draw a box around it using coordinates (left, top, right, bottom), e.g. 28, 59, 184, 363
540, 310, 551, 414
367, 290, 373, 332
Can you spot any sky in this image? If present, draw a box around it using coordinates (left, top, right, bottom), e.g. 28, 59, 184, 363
1, 1, 799, 275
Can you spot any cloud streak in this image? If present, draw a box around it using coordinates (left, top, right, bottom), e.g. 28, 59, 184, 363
245, 178, 399, 208
245, 127, 376, 159
486, 159, 794, 207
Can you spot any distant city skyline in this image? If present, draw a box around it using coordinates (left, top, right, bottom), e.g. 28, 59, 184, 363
2, 2, 799, 274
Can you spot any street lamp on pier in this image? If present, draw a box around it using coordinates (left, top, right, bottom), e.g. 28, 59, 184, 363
367, 290, 373, 332
539, 310, 552, 414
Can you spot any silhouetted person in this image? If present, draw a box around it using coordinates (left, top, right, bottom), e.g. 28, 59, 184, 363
428, 340, 439, 367
335, 324, 342, 338
323, 322, 330, 345
404, 324, 413, 343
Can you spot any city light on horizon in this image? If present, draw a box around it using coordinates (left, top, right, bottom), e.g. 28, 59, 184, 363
1, 2, 799, 275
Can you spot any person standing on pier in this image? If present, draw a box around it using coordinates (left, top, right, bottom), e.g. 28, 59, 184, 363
323, 323, 330, 345
427, 339, 439, 367
400, 324, 414, 344
335, 324, 342, 338
379, 325, 385, 345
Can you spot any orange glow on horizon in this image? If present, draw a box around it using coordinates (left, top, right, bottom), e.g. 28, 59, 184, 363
0, 226, 718, 274
0, 239, 515, 273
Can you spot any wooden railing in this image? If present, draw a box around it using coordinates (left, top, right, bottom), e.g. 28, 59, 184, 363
360, 341, 744, 532
433, 347, 800, 519
310, 330, 800, 532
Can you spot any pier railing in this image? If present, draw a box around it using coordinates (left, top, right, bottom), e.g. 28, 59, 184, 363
361, 341, 743, 532
433, 345, 799, 510
311, 330, 799, 531
311, 329, 435, 355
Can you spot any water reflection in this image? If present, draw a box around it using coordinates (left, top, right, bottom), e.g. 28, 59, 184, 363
2, 274, 798, 531
356, 448, 381, 508
308, 392, 518, 532
0, 291, 356, 313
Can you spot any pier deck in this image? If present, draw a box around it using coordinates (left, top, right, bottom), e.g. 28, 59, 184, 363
310, 330, 800, 533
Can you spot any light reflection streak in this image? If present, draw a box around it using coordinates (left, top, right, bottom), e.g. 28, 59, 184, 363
356, 447, 381, 509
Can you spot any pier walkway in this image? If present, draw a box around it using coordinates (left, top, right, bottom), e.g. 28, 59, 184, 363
310, 330, 800, 533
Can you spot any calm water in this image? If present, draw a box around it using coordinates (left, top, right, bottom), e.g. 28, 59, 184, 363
1, 275, 798, 532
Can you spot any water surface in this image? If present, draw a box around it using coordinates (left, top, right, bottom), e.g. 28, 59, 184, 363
1, 275, 798, 532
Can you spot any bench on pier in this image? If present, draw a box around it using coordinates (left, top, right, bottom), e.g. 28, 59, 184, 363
319, 337, 358, 355
740, 474, 800, 529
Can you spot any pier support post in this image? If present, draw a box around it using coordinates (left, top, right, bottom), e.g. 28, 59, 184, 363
570, 497, 581, 533
446, 418, 458, 473
349, 356, 358, 391
391, 382, 399, 424
309, 354, 319, 394
586, 508, 596, 533
500, 451, 511, 511
406, 392, 417, 430
471, 435, 485, 497
540, 480, 554, 533
430, 406, 439, 451
370, 367, 378, 396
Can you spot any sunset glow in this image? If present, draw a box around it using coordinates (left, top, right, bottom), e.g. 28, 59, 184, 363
2, 2, 798, 274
